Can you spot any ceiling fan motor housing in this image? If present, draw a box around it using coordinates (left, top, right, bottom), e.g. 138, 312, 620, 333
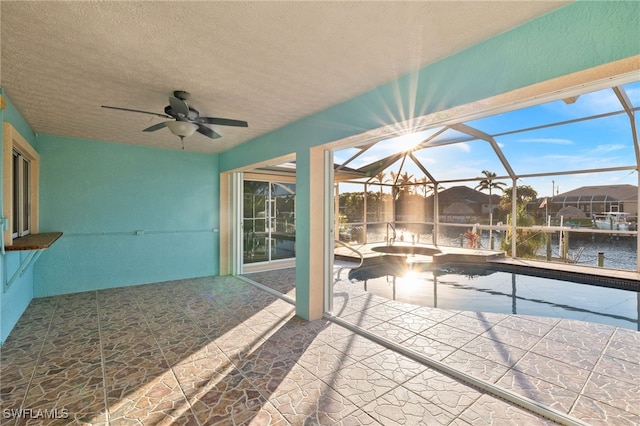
173, 90, 190, 101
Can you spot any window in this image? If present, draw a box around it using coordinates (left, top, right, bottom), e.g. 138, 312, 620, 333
243, 178, 296, 265
3, 123, 39, 245
12, 149, 31, 237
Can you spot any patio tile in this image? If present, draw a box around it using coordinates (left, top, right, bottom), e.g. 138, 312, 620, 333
3, 271, 639, 425
339, 311, 385, 330
594, 354, 640, 386
107, 370, 195, 425
313, 322, 358, 345
209, 324, 264, 360
327, 334, 387, 362
189, 368, 269, 426
332, 295, 384, 317
495, 370, 579, 414
443, 350, 510, 383
493, 316, 556, 337
541, 325, 614, 350
458, 394, 557, 425
361, 385, 455, 425
387, 312, 437, 334
410, 306, 459, 322
458, 335, 526, 368
172, 352, 235, 397
401, 334, 457, 360
581, 372, 640, 416
417, 322, 479, 348
530, 338, 601, 370
364, 304, 406, 322
604, 337, 640, 363
296, 342, 359, 378
356, 349, 427, 384
480, 325, 542, 351
367, 321, 418, 344
510, 352, 590, 393
314, 362, 398, 407
555, 318, 617, 336
444, 312, 500, 334
269, 377, 371, 425
402, 368, 484, 416
570, 395, 640, 426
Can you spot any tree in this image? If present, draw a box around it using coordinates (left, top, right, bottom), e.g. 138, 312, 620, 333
475, 170, 506, 248
500, 204, 547, 259
474, 170, 506, 218
416, 176, 436, 198
390, 171, 414, 200
499, 185, 538, 212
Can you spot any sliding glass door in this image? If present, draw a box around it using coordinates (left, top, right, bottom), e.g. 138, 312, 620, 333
243, 180, 296, 264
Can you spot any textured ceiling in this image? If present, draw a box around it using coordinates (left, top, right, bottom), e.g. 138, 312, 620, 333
1, 1, 568, 154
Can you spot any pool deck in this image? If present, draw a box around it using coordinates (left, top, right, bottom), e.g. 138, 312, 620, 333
247, 267, 640, 425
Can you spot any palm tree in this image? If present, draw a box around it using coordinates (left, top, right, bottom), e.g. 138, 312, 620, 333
475, 170, 506, 248
390, 171, 414, 200
416, 176, 436, 198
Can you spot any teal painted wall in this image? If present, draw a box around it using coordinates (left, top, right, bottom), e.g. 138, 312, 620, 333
0, 90, 39, 344
34, 135, 219, 296
218, 2, 640, 318
1, 88, 220, 343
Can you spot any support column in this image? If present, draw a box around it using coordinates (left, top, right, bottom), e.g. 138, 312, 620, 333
219, 172, 242, 275
295, 146, 329, 321
511, 181, 517, 258
433, 184, 439, 245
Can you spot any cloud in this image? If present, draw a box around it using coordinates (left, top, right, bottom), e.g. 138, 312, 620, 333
589, 144, 626, 153
455, 143, 471, 153
517, 138, 574, 145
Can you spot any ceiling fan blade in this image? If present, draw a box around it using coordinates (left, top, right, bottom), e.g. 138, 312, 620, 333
142, 122, 167, 132
101, 105, 170, 119
197, 117, 249, 127
169, 97, 190, 119
196, 124, 221, 139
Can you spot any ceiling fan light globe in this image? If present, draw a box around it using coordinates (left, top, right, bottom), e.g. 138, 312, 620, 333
166, 121, 198, 138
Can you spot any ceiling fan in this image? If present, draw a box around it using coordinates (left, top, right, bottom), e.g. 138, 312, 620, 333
102, 90, 248, 146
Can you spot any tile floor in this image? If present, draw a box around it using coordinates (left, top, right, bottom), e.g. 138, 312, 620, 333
0, 268, 638, 425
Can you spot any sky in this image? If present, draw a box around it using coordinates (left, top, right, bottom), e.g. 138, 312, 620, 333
334, 80, 640, 198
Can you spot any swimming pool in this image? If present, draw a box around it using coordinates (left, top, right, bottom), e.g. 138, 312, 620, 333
347, 262, 640, 331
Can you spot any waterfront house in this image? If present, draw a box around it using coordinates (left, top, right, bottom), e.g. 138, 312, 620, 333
548, 185, 638, 217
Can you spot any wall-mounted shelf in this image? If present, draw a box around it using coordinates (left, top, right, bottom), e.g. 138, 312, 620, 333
4, 232, 62, 251
3, 232, 62, 292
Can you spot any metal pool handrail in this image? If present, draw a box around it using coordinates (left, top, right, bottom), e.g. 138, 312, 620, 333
334, 239, 364, 280
386, 222, 396, 246
334, 239, 364, 267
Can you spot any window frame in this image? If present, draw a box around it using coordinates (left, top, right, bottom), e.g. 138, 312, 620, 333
3, 123, 39, 246
12, 149, 31, 238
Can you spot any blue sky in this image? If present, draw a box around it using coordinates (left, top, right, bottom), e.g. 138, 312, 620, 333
335, 80, 640, 198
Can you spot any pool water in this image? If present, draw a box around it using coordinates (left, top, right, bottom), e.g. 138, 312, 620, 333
347, 263, 640, 331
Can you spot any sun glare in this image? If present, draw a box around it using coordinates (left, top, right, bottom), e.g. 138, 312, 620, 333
394, 132, 425, 152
